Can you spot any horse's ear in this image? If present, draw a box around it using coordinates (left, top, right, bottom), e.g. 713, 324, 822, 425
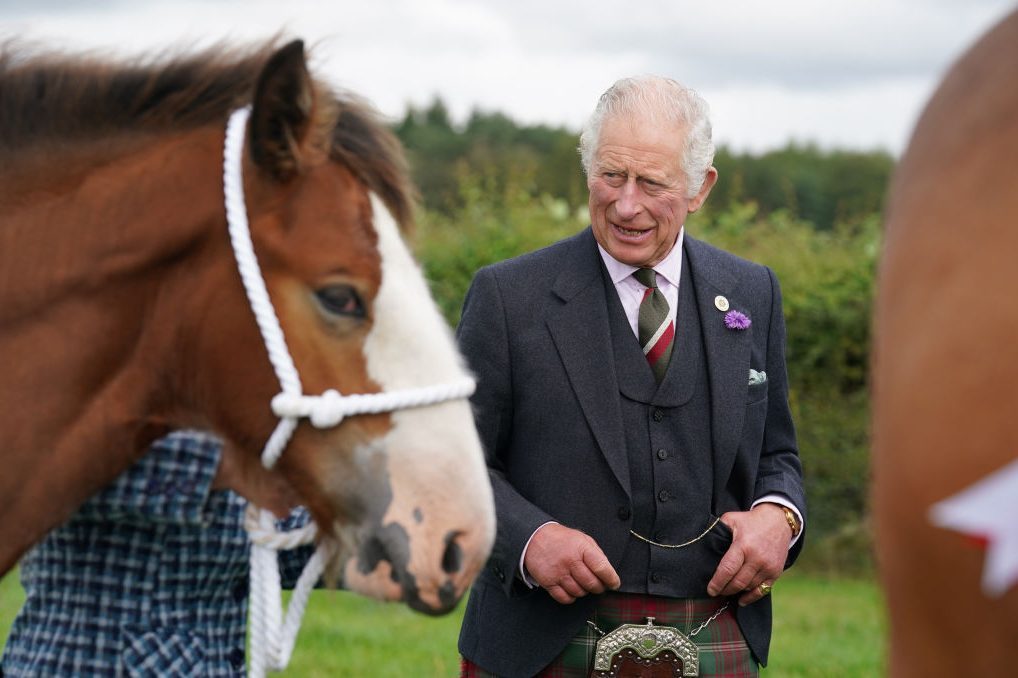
249, 40, 314, 183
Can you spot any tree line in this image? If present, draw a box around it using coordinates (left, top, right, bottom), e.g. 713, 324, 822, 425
394, 97, 894, 232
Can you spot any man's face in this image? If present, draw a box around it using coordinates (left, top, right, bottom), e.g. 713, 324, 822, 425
587, 115, 716, 267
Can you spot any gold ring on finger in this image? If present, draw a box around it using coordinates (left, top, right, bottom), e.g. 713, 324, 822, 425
758, 582, 773, 596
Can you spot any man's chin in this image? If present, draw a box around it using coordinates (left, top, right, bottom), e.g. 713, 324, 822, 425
606, 238, 659, 268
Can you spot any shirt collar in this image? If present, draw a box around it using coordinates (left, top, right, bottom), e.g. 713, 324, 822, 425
597, 227, 684, 287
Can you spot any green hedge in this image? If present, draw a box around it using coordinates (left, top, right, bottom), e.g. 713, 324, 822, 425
415, 193, 878, 567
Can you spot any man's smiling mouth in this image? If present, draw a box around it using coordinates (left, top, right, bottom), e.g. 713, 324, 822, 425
614, 223, 651, 237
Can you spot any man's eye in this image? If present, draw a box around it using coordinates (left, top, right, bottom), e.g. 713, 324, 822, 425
314, 285, 365, 318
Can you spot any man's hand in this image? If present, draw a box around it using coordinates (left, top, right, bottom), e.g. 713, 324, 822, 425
212, 441, 299, 519
523, 523, 621, 604
707, 503, 792, 606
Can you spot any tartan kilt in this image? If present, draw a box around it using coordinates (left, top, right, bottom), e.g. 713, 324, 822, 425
461, 593, 757, 678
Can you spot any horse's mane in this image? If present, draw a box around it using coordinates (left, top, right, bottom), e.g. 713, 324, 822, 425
0, 40, 415, 228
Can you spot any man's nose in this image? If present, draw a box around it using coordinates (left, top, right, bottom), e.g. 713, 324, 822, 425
614, 179, 643, 220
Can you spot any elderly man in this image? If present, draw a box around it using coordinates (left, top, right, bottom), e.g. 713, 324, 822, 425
457, 76, 806, 677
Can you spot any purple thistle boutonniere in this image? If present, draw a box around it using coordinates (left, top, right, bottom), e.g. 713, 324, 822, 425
724, 310, 751, 330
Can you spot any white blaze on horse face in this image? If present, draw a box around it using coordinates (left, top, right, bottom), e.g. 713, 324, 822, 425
341, 195, 495, 609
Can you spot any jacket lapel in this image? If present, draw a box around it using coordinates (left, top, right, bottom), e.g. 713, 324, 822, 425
684, 236, 752, 500
546, 229, 631, 498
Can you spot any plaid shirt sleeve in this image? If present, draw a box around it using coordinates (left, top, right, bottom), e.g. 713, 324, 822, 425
1, 431, 324, 678
73, 430, 222, 526
275, 507, 319, 589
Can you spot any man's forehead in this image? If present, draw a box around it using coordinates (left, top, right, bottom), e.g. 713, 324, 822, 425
594, 128, 684, 181
597, 114, 684, 153
600, 110, 687, 137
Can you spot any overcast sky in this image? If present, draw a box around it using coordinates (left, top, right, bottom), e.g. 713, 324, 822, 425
2, 0, 1014, 155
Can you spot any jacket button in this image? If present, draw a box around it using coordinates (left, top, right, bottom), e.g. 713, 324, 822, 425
657, 490, 670, 502
652, 409, 664, 422
651, 572, 662, 583
656, 448, 668, 460
229, 648, 245, 669
617, 506, 631, 521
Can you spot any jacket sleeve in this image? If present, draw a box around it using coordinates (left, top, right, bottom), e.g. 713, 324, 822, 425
457, 266, 556, 597
755, 267, 807, 565
73, 430, 222, 526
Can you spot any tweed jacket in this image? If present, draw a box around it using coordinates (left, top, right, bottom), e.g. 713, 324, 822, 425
1, 431, 313, 677
456, 227, 806, 678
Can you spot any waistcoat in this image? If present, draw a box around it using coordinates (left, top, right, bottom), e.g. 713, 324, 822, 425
603, 250, 730, 597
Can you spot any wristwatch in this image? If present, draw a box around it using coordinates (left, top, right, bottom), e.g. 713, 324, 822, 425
781, 506, 801, 538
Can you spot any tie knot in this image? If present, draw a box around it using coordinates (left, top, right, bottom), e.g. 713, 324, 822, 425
634, 268, 658, 289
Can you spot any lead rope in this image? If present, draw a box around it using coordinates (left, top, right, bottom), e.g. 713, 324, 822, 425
223, 107, 473, 677
244, 506, 328, 677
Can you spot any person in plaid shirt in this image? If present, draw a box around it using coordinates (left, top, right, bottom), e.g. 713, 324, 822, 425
0, 431, 313, 677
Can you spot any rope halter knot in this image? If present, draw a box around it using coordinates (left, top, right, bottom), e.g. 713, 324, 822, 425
271, 380, 476, 431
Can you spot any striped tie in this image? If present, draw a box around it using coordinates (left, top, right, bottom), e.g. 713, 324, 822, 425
634, 268, 674, 383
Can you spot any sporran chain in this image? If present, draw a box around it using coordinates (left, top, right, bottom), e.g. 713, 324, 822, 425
629, 516, 721, 549
585, 602, 729, 640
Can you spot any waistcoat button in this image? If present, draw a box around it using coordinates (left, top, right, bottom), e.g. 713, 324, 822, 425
652, 409, 664, 422
656, 448, 668, 460
657, 490, 670, 502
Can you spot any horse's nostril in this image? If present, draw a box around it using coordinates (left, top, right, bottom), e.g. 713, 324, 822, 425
358, 523, 411, 584
437, 580, 458, 610
441, 531, 464, 574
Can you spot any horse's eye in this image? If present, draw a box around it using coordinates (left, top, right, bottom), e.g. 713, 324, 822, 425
315, 285, 365, 318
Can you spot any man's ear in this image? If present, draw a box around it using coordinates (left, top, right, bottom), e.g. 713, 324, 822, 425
687, 166, 718, 213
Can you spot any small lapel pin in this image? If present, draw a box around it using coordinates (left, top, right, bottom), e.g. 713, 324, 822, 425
714, 295, 730, 312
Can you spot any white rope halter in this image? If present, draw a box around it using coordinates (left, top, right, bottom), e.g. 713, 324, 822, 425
223, 106, 475, 677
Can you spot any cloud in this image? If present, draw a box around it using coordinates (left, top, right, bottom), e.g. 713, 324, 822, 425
0, 0, 124, 18
2, 0, 1014, 154
705, 78, 932, 154
471, 0, 1009, 88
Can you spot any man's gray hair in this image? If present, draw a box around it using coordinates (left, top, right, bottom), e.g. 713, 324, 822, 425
578, 75, 715, 199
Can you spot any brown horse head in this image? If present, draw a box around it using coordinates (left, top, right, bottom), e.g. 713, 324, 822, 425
0, 39, 494, 613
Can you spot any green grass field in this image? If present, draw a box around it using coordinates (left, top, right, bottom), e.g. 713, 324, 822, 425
1, 569, 885, 676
